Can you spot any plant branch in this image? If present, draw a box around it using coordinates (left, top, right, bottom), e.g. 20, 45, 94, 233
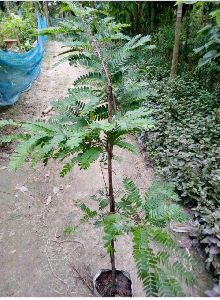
92, 37, 117, 296
70, 264, 94, 294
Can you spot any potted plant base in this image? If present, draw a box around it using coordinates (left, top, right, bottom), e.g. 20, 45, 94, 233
3, 39, 18, 49
93, 269, 132, 297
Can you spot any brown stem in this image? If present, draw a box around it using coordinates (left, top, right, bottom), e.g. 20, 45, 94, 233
106, 60, 116, 297
107, 143, 116, 296
110, 240, 116, 295
107, 144, 115, 213
93, 38, 117, 295
92, 39, 117, 115
44, 1, 51, 27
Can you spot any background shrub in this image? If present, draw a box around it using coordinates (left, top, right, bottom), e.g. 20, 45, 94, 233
0, 2, 36, 51
136, 71, 220, 277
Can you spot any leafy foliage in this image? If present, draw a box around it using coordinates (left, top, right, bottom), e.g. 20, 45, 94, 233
0, 2, 37, 51
63, 226, 76, 236
0, 3, 153, 176
137, 64, 220, 278
140, 77, 219, 208
79, 203, 98, 223
1, 3, 197, 296
79, 178, 195, 296
125, 2, 220, 282
194, 8, 220, 67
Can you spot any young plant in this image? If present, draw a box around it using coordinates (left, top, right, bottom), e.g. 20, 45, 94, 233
0, 3, 195, 296
80, 179, 195, 296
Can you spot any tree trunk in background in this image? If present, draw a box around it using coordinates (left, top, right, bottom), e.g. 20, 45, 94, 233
136, 1, 141, 34
134, 2, 138, 34
184, 14, 189, 64
35, 2, 44, 17
4, 1, 10, 16
139, 2, 145, 34
150, 2, 155, 33
170, 2, 183, 79
44, 1, 51, 27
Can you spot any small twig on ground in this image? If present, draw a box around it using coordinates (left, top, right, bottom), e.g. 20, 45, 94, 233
42, 105, 53, 115
45, 239, 68, 286
49, 258, 66, 261
51, 239, 84, 247
70, 263, 94, 294
0, 189, 14, 196
53, 289, 64, 295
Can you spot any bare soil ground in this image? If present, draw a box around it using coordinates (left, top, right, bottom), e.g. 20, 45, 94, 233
0, 41, 213, 296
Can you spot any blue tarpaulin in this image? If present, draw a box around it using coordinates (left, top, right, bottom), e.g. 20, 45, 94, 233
0, 16, 47, 106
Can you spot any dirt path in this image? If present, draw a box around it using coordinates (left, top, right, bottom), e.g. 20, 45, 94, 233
0, 42, 213, 296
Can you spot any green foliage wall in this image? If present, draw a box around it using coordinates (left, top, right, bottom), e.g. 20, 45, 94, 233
104, 0, 220, 282
136, 65, 220, 277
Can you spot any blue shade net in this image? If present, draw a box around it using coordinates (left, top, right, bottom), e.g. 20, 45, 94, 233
0, 16, 47, 106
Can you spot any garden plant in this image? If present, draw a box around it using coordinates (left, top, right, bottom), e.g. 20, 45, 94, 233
0, 3, 197, 297
0, 2, 37, 51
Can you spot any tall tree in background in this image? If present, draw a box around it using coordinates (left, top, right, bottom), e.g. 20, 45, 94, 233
44, 1, 51, 27
4, 1, 10, 15
150, 2, 155, 32
170, 2, 183, 78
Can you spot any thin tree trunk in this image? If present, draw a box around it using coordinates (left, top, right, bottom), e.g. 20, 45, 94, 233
4, 1, 10, 15
185, 15, 189, 64
93, 38, 117, 296
106, 77, 116, 297
35, 2, 44, 17
170, 2, 183, 79
150, 2, 155, 33
107, 142, 116, 296
44, 1, 51, 27
136, 1, 140, 34
139, 2, 144, 34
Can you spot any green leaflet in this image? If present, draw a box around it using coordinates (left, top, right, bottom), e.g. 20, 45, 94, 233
0, 133, 31, 144
9, 135, 44, 171
78, 147, 102, 169
113, 138, 138, 153
158, 269, 184, 297
79, 203, 98, 222
117, 177, 142, 216
73, 72, 106, 86
0, 119, 19, 128
132, 227, 159, 296
103, 214, 130, 253
60, 147, 102, 176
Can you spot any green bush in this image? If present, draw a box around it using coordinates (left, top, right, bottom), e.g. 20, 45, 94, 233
139, 74, 220, 276
141, 76, 219, 206
0, 3, 36, 51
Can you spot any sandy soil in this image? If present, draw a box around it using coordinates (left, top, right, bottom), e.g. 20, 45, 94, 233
0, 41, 213, 296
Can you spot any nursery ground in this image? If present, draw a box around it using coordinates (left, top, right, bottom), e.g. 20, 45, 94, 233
0, 41, 213, 296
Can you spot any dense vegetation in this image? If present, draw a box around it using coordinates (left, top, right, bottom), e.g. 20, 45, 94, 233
0, 0, 219, 295
0, 3, 196, 296
110, 1, 220, 279
0, 2, 37, 51
80, 0, 220, 285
